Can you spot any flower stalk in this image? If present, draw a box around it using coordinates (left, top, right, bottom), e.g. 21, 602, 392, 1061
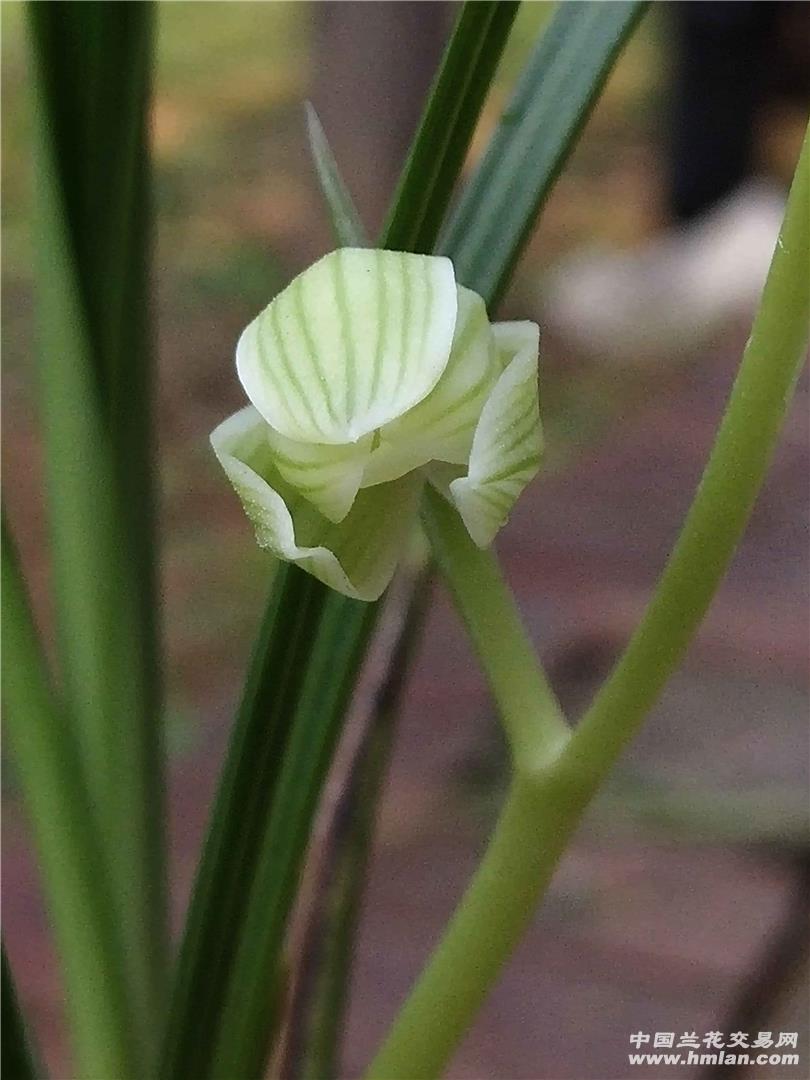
367, 123, 809, 1079
422, 486, 569, 770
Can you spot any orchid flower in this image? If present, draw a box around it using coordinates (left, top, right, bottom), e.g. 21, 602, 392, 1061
211, 248, 542, 600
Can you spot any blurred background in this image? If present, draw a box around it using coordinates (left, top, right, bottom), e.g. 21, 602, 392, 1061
3, 2, 808, 1077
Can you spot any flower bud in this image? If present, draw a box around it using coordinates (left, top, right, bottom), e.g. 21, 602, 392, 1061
211, 248, 542, 600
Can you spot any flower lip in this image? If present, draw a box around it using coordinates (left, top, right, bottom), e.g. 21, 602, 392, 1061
210, 405, 423, 601
236, 248, 459, 446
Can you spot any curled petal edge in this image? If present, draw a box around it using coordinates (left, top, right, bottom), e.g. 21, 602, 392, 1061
433, 321, 542, 548
265, 424, 373, 524
211, 406, 422, 601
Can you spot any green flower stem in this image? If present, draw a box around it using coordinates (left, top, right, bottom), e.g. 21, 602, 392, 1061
368, 125, 809, 1080
366, 768, 584, 1080
422, 487, 569, 769
567, 124, 810, 779
365, 494, 571, 1080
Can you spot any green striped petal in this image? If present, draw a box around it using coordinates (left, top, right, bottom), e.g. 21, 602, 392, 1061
265, 425, 372, 523
446, 322, 542, 547
236, 248, 458, 446
361, 285, 500, 487
210, 406, 422, 600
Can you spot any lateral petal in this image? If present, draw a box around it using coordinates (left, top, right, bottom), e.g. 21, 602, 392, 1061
447, 322, 542, 547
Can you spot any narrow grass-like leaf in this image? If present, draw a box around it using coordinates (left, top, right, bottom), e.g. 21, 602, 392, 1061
2, 945, 42, 1080
281, 571, 433, 1080
163, 4, 516, 1076
209, 598, 380, 1079
383, 0, 520, 254
2, 517, 138, 1079
305, 103, 369, 247
26, 1, 167, 1043
160, 569, 326, 1080
441, 0, 648, 307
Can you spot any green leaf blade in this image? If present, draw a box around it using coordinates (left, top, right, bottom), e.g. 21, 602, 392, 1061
441, 0, 648, 307
305, 103, 368, 247
25, 0, 167, 1052
159, 568, 326, 1080
2, 518, 139, 1079
382, 1, 521, 254
209, 597, 379, 1080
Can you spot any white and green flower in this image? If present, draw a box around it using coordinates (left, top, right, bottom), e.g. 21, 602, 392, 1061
211, 248, 542, 601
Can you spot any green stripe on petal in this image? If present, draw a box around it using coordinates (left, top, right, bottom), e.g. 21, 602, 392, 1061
210, 406, 421, 601
265, 425, 372, 524
361, 286, 500, 488
448, 321, 542, 547
236, 249, 458, 446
